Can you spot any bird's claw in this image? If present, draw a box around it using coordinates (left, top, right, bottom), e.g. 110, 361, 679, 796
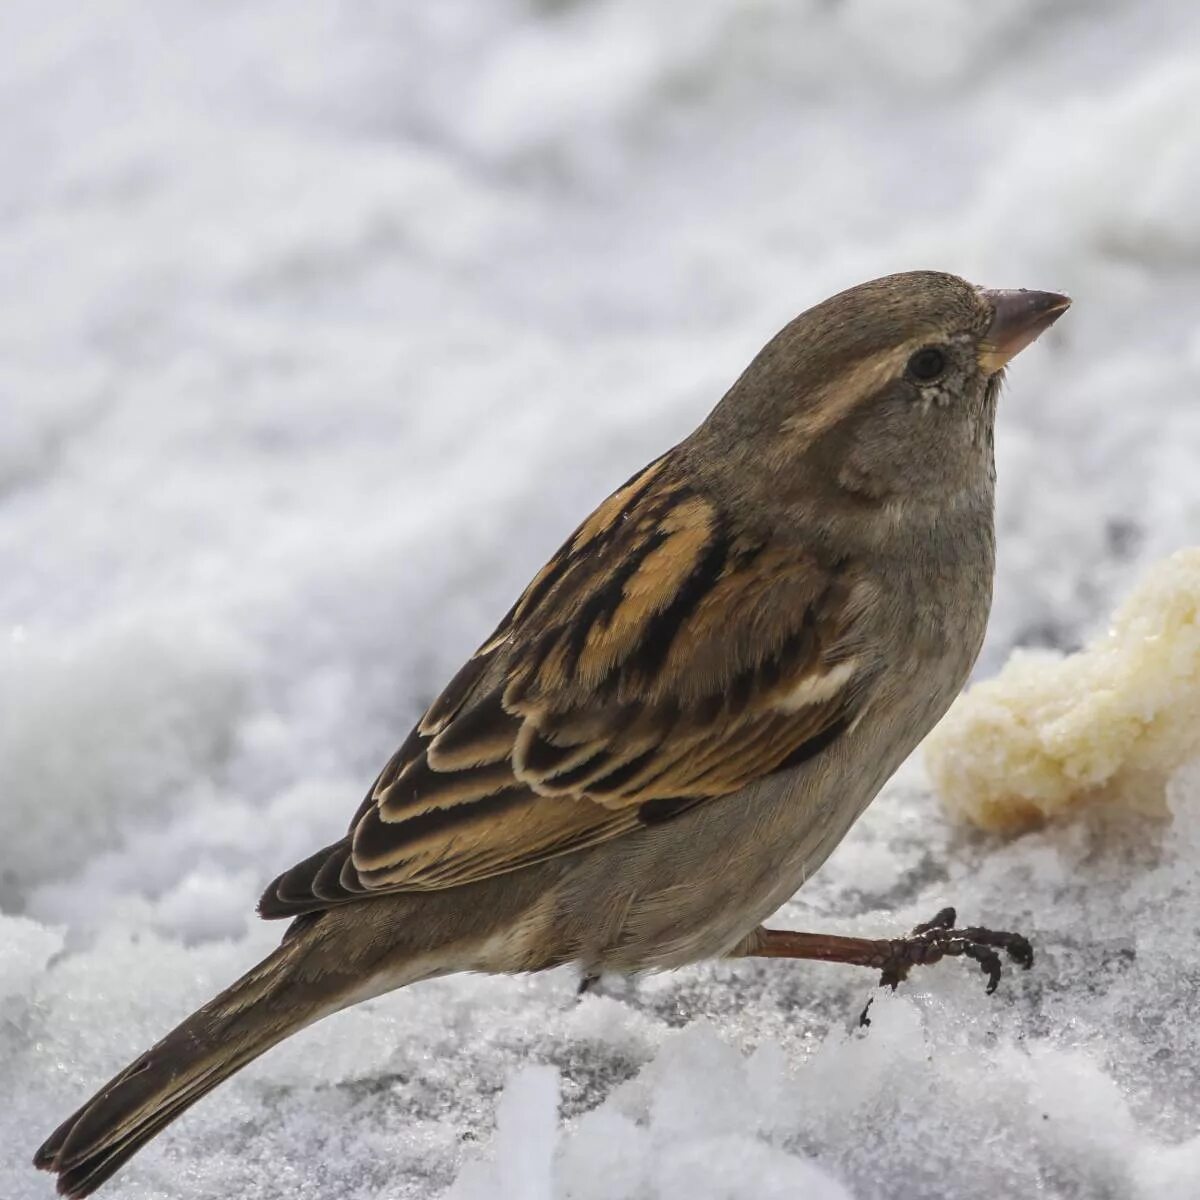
876, 906, 1034, 995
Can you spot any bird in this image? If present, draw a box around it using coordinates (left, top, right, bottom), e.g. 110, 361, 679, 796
35, 270, 1069, 1197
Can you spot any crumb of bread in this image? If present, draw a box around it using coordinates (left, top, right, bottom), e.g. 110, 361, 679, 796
925, 548, 1200, 832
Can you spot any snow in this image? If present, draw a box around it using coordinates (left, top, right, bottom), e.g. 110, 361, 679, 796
3, 2, 1200, 1198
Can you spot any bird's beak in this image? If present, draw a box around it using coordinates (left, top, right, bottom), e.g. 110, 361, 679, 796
977, 288, 1071, 374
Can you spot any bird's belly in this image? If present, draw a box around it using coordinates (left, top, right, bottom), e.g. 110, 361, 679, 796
556, 721, 908, 973
558, 627, 982, 975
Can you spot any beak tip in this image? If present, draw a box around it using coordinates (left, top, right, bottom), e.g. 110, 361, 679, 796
978, 286, 1072, 372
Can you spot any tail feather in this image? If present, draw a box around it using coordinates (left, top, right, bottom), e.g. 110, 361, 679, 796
42, 1057, 247, 1199
33, 932, 376, 1198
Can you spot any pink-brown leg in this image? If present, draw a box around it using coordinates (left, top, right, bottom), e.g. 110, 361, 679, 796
733, 906, 1033, 994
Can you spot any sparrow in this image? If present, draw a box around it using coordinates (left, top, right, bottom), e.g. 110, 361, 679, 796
35, 271, 1070, 1196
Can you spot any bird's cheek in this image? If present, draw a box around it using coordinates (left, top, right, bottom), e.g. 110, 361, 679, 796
837, 451, 894, 501
836, 427, 907, 502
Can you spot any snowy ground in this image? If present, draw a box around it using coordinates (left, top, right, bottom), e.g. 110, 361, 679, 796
3, 2, 1200, 1197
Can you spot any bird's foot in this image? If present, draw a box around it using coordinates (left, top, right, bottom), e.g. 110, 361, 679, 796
875, 906, 1034, 995
736, 908, 1032, 1028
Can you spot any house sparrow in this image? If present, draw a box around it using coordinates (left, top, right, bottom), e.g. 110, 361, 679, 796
35, 270, 1069, 1197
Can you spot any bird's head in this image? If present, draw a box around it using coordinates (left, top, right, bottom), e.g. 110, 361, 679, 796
694, 270, 1070, 520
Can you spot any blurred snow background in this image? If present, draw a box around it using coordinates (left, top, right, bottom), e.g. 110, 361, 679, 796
3, 1, 1200, 1196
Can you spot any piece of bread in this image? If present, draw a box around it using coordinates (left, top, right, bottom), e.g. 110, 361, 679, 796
926, 549, 1200, 832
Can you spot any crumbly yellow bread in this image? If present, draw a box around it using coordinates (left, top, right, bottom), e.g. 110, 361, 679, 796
926, 549, 1200, 831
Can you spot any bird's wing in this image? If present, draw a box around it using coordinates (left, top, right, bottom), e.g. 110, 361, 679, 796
260, 454, 880, 916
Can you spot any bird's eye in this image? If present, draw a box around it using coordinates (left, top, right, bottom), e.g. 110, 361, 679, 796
906, 346, 947, 383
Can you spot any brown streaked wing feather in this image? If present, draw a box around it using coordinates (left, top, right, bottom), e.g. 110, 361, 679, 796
258, 452, 877, 916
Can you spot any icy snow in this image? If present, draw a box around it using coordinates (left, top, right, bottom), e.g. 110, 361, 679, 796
3, 2, 1200, 1198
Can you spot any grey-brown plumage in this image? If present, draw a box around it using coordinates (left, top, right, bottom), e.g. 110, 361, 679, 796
34, 271, 1069, 1196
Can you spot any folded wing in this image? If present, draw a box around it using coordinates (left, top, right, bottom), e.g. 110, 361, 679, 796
260, 455, 877, 917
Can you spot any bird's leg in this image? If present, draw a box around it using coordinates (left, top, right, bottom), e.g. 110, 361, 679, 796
577, 971, 602, 996
731, 906, 1033, 995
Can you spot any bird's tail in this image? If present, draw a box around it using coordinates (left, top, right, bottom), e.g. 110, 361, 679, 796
33, 926, 424, 1198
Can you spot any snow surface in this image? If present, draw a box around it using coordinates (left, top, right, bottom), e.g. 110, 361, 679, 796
3, 2, 1200, 1197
